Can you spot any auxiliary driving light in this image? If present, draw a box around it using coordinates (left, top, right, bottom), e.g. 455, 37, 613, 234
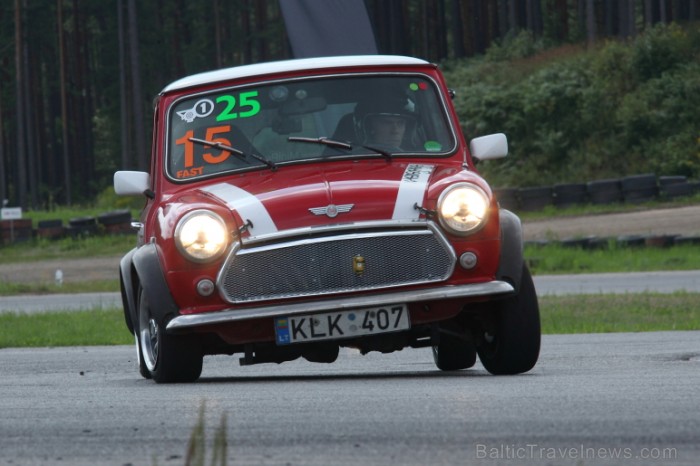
196, 279, 215, 297
459, 252, 478, 270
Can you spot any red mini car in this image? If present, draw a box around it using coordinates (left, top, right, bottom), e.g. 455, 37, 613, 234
114, 55, 540, 383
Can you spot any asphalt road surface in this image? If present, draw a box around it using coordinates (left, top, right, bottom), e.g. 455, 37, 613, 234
1, 331, 698, 465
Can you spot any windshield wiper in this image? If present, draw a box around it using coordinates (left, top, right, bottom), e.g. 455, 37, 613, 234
189, 137, 276, 171
288, 136, 393, 160
287, 136, 352, 150
359, 144, 393, 160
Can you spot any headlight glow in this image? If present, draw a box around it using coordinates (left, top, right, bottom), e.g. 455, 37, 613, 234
175, 210, 229, 262
438, 183, 490, 235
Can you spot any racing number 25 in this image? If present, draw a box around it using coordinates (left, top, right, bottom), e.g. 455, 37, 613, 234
175, 125, 232, 168
216, 91, 260, 121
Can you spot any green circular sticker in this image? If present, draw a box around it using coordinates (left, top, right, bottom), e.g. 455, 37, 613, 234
424, 141, 442, 152
409, 83, 419, 91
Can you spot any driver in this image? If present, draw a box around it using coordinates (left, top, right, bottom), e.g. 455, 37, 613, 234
366, 114, 407, 148
354, 95, 415, 150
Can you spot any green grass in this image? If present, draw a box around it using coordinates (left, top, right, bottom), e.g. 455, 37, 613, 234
0, 309, 132, 348
0, 280, 119, 296
525, 243, 700, 275
1, 294, 698, 348
539, 292, 700, 333
0, 235, 135, 264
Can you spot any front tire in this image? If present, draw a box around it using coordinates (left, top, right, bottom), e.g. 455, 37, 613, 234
432, 333, 477, 371
137, 287, 203, 383
477, 265, 541, 375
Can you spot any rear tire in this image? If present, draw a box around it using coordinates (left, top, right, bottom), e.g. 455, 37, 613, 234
432, 333, 477, 371
137, 287, 203, 383
477, 265, 541, 375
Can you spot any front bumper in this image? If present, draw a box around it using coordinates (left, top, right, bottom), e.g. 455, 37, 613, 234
166, 280, 513, 331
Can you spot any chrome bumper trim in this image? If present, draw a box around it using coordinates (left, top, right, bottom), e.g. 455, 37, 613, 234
166, 280, 514, 331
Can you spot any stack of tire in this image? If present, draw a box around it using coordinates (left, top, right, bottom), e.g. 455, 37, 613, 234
503, 173, 699, 212
518, 186, 552, 211
492, 188, 519, 211
620, 174, 658, 203
553, 183, 587, 208
67, 216, 99, 239
36, 219, 65, 240
659, 175, 698, 199
97, 209, 133, 235
586, 179, 623, 204
0, 219, 33, 245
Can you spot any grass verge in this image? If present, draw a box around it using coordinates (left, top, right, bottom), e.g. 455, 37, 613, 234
540, 292, 700, 333
0, 235, 134, 264
525, 243, 700, 274
1, 293, 698, 348
0, 309, 133, 348
0, 280, 120, 296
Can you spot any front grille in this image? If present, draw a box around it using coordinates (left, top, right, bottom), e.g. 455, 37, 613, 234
218, 227, 455, 303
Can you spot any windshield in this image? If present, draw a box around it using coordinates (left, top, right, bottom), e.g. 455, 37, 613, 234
166, 74, 456, 181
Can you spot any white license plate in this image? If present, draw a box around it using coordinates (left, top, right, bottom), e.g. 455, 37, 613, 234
275, 304, 410, 345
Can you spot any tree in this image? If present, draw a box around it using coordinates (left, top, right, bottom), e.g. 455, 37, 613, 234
1, 0, 700, 208
57, 0, 71, 205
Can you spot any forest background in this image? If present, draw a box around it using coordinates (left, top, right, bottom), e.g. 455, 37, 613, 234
1, 0, 699, 210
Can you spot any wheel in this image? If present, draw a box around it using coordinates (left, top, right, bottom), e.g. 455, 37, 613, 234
302, 343, 340, 363
432, 333, 477, 371
137, 287, 203, 383
477, 265, 540, 375
134, 331, 152, 380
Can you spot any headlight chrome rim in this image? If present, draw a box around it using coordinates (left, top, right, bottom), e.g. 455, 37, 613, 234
175, 209, 229, 263
437, 183, 490, 236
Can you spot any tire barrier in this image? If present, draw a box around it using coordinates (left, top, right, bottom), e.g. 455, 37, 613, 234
97, 209, 134, 235
586, 179, 623, 204
553, 183, 587, 208
518, 186, 553, 211
0, 210, 134, 245
492, 188, 519, 211
621, 173, 659, 203
496, 174, 699, 212
67, 216, 98, 239
36, 219, 65, 240
1, 219, 33, 245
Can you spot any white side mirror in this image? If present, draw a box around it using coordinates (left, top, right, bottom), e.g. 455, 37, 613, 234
470, 133, 508, 161
114, 171, 151, 196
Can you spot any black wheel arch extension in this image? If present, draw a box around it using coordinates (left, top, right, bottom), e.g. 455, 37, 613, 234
119, 243, 179, 332
496, 208, 524, 293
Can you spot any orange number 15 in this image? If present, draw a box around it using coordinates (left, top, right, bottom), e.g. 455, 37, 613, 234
175, 125, 232, 168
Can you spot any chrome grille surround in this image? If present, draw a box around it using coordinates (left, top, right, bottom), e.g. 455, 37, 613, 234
217, 221, 456, 304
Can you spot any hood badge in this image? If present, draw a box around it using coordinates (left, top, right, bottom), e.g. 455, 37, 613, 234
353, 255, 366, 276
309, 203, 354, 218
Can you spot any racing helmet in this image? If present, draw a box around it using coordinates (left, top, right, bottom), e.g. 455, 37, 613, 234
353, 94, 416, 145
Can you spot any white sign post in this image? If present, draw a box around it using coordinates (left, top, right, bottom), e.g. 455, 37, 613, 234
1, 207, 23, 243
1, 207, 22, 220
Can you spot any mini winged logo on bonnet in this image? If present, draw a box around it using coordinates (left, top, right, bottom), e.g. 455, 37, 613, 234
308, 204, 354, 218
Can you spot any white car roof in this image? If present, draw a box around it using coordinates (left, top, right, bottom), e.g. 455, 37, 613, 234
161, 55, 431, 93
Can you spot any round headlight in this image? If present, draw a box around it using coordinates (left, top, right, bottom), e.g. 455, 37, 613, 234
437, 183, 490, 235
175, 210, 229, 262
